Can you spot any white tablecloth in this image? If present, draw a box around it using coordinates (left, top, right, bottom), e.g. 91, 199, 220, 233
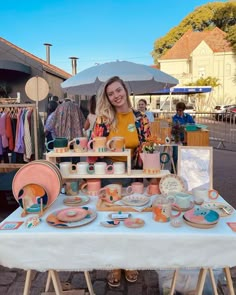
0, 194, 236, 272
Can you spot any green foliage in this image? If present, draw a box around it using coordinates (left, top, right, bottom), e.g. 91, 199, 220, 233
185, 76, 221, 87
152, 1, 236, 63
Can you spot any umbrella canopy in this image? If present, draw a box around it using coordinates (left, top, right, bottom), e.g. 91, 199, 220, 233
61, 61, 179, 95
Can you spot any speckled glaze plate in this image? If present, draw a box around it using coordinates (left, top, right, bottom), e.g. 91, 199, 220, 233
159, 174, 186, 197
121, 194, 149, 207
201, 202, 234, 217
56, 207, 88, 222
46, 207, 97, 228
63, 195, 90, 206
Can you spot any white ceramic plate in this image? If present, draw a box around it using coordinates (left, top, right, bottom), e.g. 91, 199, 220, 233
159, 174, 186, 197
121, 194, 149, 207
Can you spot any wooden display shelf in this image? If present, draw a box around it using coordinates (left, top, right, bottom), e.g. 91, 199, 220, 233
96, 198, 152, 212
61, 169, 170, 180
184, 130, 209, 146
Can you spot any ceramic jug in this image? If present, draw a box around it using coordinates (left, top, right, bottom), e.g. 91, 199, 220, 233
152, 196, 181, 222
140, 152, 161, 174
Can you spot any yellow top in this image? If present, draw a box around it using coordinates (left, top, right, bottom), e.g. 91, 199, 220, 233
107, 111, 139, 162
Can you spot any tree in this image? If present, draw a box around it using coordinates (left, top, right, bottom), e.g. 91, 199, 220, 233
185, 76, 221, 88
152, 1, 236, 64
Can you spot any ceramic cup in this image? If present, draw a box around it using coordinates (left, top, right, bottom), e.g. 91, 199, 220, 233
46, 137, 68, 152
99, 183, 122, 203
126, 182, 144, 194
65, 181, 78, 196
59, 162, 73, 177
87, 137, 107, 152
113, 162, 126, 174
192, 188, 219, 202
87, 162, 114, 175
167, 192, 193, 209
152, 196, 181, 222
146, 183, 160, 195
68, 137, 88, 152
71, 162, 90, 175
80, 179, 101, 196
106, 136, 125, 152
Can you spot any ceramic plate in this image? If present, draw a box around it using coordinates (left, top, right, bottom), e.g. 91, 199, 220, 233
13, 161, 62, 209
201, 202, 234, 217
121, 194, 149, 207
18, 183, 48, 213
183, 207, 220, 225
159, 174, 186, 197
124, 218, 145, 228
56, 207, 88, 222
63, 195, 90, 206
183, 216, 217, 229
46, 207, 97, 228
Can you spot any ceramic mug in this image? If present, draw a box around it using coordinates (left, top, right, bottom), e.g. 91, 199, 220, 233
80, 179, 101, 196
59, 162, 73, 177
65, 181, 78, 196
152, 196, 181, 222
126, 182, 144, 194
146, 183, 160, 195
113, 162, 126, 174
68, 137, 88, 152
87, 162, 114, 175
71, 162, 90, 175
167, 192, 193, 209
192, 188, 219, 202
106, 136, 125, 152
46, 137, 68, 152
99, 183, 122, 203
87, 137, 107, 152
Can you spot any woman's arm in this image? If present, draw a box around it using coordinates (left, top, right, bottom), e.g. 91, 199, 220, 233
84, 118, 90, 131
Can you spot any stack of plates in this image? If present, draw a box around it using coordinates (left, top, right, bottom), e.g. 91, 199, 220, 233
46, 207, 97, 228
183, 207, 220, 229
12, 160, 62, 213
63, 195, 90, 206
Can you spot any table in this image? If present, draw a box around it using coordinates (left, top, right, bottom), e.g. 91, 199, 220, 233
0, 194, 235, 294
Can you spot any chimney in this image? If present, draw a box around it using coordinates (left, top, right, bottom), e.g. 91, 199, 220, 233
69, 57, 78, 75
44, 43, 52, 64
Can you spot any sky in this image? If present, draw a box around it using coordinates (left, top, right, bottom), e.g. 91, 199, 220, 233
1, 0, 228, 74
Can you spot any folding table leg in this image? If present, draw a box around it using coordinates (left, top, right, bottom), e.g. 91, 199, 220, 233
49, 270, 64, 295
84, 271, 95, 295
208, 268, 218, 295
195, 268, 207, 295
45, 271, 52, 292
169, 269, 178, 295
224, 267, 235, 295
23, 270, 32, 295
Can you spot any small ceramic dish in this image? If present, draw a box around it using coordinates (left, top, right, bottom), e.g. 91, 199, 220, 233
121, 194, 149, 207
100, 220, 120, 228
108, 213, 132, 221
124, 218, 145, 228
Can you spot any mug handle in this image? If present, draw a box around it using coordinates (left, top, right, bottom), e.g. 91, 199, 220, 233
208, 189, 219, 200
87, 164, 95, 175
160, 152, 170, 164
126, 186, 133, 195
70, 164, 77, 174
106, 164, 114, 174
87, 139, 94, 150
171, 203, 182, 218
106, 139, 115, 151
80, 182, 88, 193
45, 139, 55, 151
98, 188, 106, 199
68, 139, 75, 150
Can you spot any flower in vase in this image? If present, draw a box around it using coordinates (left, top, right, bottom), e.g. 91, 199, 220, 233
171, 122, 185, 143
142, 136, 162, 153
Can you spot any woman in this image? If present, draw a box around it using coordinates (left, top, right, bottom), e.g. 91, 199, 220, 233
91, 76, 150, 287
44, 100, 58, 147
137, 98, 154, 122
84, 95, 97, 138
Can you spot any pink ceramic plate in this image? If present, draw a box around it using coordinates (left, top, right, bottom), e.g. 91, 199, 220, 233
56, 207, 88, 222
184, 207, 220, 225
13, 161, 62, 209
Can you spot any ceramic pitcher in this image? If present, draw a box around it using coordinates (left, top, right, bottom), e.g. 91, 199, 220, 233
140, 152, 161, 174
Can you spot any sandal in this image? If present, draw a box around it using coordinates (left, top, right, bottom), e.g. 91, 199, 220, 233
125, 270, 139, 283
107, 269, 121, 287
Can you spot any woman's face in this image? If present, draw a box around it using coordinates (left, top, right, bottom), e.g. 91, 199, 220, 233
138, 101, 146, 112
106, 81, 128, 110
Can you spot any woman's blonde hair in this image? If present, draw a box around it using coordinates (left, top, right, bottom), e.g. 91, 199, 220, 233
96, 76, 132, 129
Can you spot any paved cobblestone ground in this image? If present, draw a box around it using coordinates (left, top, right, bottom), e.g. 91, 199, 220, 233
1, 147, 236, 294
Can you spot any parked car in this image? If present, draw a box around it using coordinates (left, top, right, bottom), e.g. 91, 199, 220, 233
184, 105, 196, 119
224, 106, 236, 122
214, 105, 236, 120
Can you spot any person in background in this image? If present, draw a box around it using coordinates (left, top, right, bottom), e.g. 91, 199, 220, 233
44, 100, 58, 147
172, 101, 195, 173
91, 76, 150, 287
137, 98, 154, 122
84, 95, 97, 138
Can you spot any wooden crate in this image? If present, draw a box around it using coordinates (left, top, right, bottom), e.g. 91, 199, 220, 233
96, 198, 152, 212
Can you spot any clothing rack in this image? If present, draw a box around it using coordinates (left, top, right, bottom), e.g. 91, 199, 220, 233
0, 103, 39, 171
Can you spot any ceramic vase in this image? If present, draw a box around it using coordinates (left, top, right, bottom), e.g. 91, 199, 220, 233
140, 152, 161, 174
